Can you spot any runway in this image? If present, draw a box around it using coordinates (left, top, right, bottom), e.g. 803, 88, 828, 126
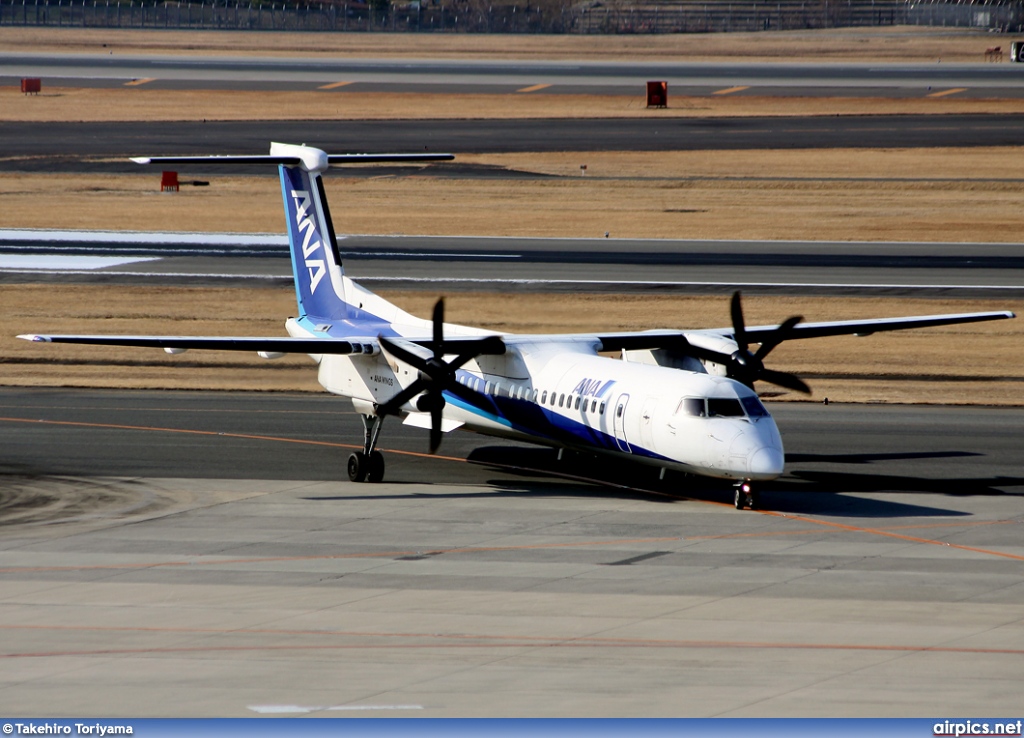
3, 116, 1024, 167
5, 54, 1024, 96
3, 230, 1024, 297
0, 387, 1021, 716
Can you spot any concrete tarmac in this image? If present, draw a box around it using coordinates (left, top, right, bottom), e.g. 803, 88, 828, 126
0, 388, 1021, 716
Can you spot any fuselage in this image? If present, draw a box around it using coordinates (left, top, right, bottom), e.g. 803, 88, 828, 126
297, 313, 785, 482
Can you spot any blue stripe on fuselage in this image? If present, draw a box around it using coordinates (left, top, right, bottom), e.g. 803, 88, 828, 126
444, 371, 670, 462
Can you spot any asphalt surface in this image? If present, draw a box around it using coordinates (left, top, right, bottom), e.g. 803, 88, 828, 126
6, 54, 1024, 93
0, 387, 1021, 716
3, 231, 1024, 297
3, 116, 1024, 168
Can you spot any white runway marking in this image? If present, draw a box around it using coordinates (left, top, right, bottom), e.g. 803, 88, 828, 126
363, 276, 1024, 291
0, 255, 160, 270
248, 704, 424, 714
0, 228, 285, 245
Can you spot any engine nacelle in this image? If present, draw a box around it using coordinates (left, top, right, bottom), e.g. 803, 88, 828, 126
682, 332, 739, 377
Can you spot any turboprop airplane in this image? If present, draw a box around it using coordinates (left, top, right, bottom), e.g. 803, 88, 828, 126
18, 143, 1016, 509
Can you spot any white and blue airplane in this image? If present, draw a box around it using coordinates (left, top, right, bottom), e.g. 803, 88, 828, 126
19, 143, 1016, 509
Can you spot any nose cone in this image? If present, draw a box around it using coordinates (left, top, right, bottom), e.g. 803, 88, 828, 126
749, 446, 784, 479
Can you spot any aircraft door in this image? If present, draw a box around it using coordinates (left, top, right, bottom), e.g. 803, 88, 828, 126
639, 396, 659, 452
613, 393, 631, 453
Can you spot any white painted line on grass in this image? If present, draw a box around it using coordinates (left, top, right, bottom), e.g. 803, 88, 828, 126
248, 704, 424, 714
0, 255, 161, 270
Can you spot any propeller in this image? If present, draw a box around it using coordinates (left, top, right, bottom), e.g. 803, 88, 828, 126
376, 298, 505, 453
724, 291, 810, 394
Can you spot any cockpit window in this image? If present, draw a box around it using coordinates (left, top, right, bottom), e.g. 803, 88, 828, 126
740, 395, 770, 418
707, 398, 744, 417
677, 397, 707, 417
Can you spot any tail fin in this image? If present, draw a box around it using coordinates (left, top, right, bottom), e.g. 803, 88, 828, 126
277, 153, 349, 322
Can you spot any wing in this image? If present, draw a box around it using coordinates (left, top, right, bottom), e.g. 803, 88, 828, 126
17, 334, 375, 354
18, 310, 1014, 356
737, 311, 1017, 343
17, 333, 504, 356
586, 310, 1015, 353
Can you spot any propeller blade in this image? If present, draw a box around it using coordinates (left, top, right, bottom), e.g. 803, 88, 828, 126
432, 298, 445, 357
730, 291, 748, 352
754, 314, 803, 360
376, 378, 428, 417
759, 368, 812, 394
429, 401, 444, 454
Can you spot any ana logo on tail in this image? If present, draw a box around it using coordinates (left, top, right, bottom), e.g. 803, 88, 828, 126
290, 189, 326, 294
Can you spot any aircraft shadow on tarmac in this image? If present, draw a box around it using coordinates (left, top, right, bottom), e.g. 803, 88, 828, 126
308, 445, 1021, 519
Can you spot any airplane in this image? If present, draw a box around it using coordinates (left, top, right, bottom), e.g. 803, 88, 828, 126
18, 142, 1016, 510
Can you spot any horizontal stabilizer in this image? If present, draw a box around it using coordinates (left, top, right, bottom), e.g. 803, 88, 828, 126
132, 150, 453, 173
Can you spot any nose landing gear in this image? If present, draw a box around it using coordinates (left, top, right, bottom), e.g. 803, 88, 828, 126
734, 481, 758, 510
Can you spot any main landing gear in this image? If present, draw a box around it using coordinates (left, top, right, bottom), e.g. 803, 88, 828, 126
734, 481, 759, 510
348, 414, 385, 483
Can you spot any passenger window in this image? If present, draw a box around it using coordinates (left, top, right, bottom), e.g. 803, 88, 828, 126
574, 396, 581, 410
541, 390, 548, 404
707, 398, 744, 417
485, 382, 493, 395
616, 404, 623, 418
559, 393, 565, 407
600, 402, 606, 414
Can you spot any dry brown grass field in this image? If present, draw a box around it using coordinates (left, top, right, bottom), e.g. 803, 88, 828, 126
6, 88, 1024, 122
0, 26, 1011, 62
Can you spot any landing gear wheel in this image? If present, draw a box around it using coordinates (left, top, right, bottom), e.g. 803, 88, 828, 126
348, 451, 368, 483
734, 482, 756, 510
367, 450, 385, 483
747, 490, 759, 510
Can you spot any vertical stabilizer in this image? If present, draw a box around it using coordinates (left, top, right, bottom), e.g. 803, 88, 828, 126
277, 147, 349, 322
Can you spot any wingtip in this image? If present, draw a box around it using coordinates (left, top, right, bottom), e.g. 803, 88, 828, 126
130, 157, 151, 165
17, 334, 49, 342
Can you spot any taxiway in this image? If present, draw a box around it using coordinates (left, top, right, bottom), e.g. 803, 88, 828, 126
0, 388, 1021, 716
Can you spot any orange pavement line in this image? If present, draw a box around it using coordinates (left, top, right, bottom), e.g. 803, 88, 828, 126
758, 509, 1024, 561
713, 86, 750, 95
3, 623, 1023, 657
0, 535, 682, 574
0, 414, 708, 500
319, 81, 353, 90
4, 637, 1023, 660
123, 78, 156, 87
688, 519, 1017, 541
517, 83, 552, 93
927, 87, 967, 98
